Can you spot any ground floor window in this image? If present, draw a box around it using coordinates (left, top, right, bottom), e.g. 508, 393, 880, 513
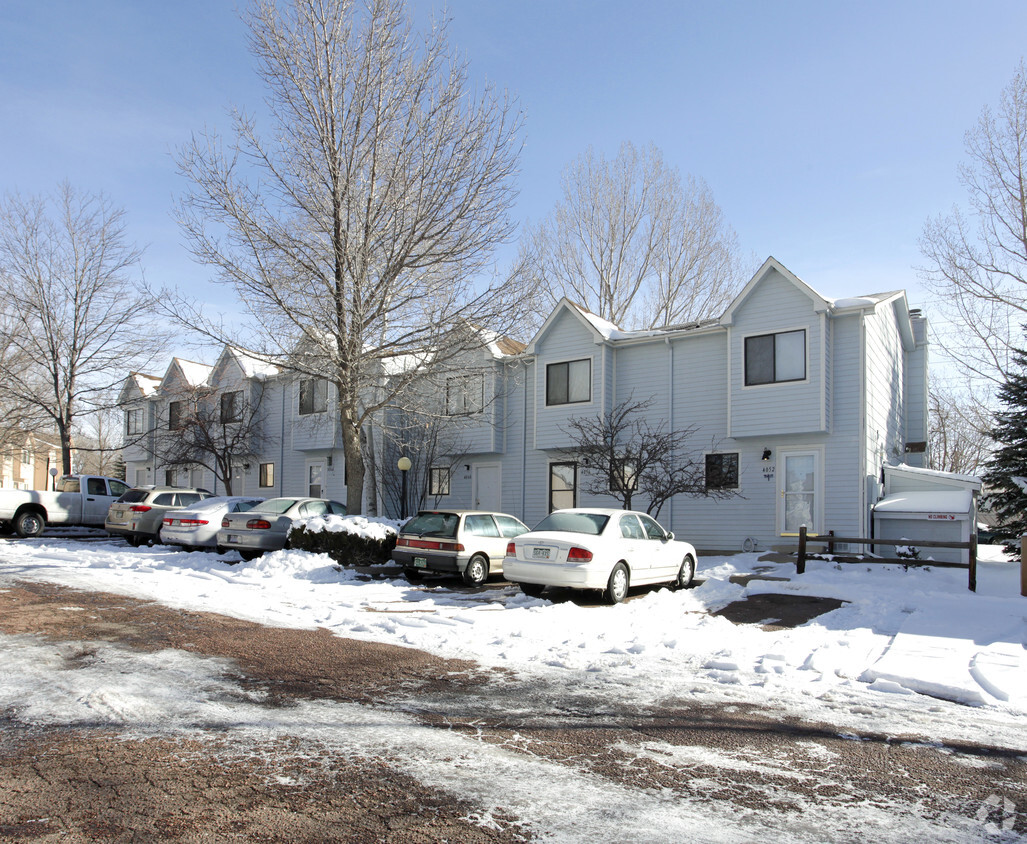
549, 462, 577, 511
705, 452, 739, 490
259, 462, 274, 488
429, 467, 450, 496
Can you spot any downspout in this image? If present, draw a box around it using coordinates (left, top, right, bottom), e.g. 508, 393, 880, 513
666, 335, 674, 527
279, 376, 286, 497
521, 359, 528, 522
859, 311, 868, 541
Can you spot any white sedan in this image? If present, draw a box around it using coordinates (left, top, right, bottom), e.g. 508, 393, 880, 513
503, 508, 697, 604
160, 496, 265, 551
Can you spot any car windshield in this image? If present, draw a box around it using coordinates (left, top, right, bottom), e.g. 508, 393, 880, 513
402, 512, 459, 538
533, 512, 610, 535
250, 499, 298, 515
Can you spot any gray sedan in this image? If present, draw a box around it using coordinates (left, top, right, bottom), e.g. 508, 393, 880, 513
217, 497, 347, 560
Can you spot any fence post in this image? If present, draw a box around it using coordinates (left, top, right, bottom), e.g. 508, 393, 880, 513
1021, 536, 1027, 598
797, 525, 807, 575
968, 533, 977, 593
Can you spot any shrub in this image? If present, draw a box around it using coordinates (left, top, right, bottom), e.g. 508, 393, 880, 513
288, 515, 399, 566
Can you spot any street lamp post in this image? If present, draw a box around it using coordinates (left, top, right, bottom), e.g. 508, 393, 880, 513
397, 456, 412, 519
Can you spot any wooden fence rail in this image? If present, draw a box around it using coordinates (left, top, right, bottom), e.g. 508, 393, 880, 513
795, 526, 978, 592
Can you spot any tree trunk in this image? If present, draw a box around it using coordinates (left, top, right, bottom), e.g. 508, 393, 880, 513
341, 406, 364, 515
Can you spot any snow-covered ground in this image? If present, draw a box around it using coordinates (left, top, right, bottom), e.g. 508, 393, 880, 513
1, 531, 1025, 841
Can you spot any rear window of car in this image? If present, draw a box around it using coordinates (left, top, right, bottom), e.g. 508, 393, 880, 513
251, 499, 298, 514
117, 489, 151, 504
403, 512, 459, 538
176, 493, 204, 506
533, 512, 609, 535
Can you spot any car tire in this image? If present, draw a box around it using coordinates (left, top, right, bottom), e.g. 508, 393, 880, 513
215, 545, 226, 555
127, 535, 142, 547
518, 582, 545, 598
14, 511, 45, 538
403, 567, 423, 582
239, 550, 262, 561
462, 554, 489, 586
674, 555, 696, 590
604, 563, 629, 604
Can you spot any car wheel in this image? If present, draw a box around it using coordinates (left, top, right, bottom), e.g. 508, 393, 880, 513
519, 582, 545, 598
127, 535, 142, 547
604, 563, 629, 604
462, 554, 489, 586
674, 554, 696, 589
403, 567, 423, 582
14, 511, 45, 538
215, 545, 227, 555
239, 550, 261, 562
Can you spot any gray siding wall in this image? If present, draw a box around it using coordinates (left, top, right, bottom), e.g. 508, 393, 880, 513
728, 269, 826, 437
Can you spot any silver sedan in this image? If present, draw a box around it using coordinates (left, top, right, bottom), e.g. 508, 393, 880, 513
217, 497, 347, 561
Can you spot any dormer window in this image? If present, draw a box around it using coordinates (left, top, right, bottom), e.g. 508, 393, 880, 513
546, 359, 591, 405
744, 330, 806, 386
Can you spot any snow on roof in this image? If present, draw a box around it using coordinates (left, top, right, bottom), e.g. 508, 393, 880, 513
174, 358, 214, 387
131, 372, 162, 397
229, 348, 280, 379
874, 490, 974, 514
566, 302, 628, 340
884, 463, 982, 488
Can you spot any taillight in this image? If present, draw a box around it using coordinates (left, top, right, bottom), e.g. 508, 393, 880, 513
130, 505, 152, 513
247, 518, 272, 530
163, 517, 174, 526
222, 517, 230, 528
179, 519, 208, 526
506, 542, 516, 556
567, 547, 593, 562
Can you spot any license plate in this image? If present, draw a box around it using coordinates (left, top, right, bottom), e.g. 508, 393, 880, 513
227, 535, 240, 543
532, 547, 551, 560
413, 556, 427, 568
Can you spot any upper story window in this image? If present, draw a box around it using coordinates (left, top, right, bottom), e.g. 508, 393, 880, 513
125, 408, 144, 436
705, 452, 739, 490
220, 390, 242, 423
168, 400, 185, 430
299, 378, 328, 415
546, 359, 591, 406
446, 373, 485, 416
744, 330, 806, 386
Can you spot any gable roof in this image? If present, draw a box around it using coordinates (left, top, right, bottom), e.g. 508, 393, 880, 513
720, 256, 832, 326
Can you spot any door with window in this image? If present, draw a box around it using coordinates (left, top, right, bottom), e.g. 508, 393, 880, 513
307, 460, 326, 498
779, 450, 819, 535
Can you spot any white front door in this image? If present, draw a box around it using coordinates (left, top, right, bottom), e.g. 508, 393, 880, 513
472, 464, 501, 512
779, 450, 820, 535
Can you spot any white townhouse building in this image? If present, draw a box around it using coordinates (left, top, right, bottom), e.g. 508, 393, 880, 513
120, 257, 971, 552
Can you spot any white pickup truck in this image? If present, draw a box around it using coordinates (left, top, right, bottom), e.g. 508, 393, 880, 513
0, 474, 131, 537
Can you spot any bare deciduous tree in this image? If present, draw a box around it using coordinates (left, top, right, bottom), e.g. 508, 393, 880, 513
919, 61, 1027, 385
520, 141, 745, 331
559, 397, 734, 517
170, 0, 526, 513
0, 183, 166, 474
150, 383, 269, 496
928, 383, 993, 476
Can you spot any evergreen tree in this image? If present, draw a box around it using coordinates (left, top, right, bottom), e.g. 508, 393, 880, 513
982, 340, 1027, 557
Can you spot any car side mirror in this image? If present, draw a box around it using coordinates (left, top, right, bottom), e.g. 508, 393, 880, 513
665, 531, 675, 541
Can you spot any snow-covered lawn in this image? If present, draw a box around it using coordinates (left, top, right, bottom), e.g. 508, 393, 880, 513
1, 533, 1024, 747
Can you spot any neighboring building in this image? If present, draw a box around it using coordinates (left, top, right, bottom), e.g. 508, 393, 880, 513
121, 257, 965, 552
0, 431, 61, 491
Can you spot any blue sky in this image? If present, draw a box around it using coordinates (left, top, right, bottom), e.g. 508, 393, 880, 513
2, 0, 1026, 321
